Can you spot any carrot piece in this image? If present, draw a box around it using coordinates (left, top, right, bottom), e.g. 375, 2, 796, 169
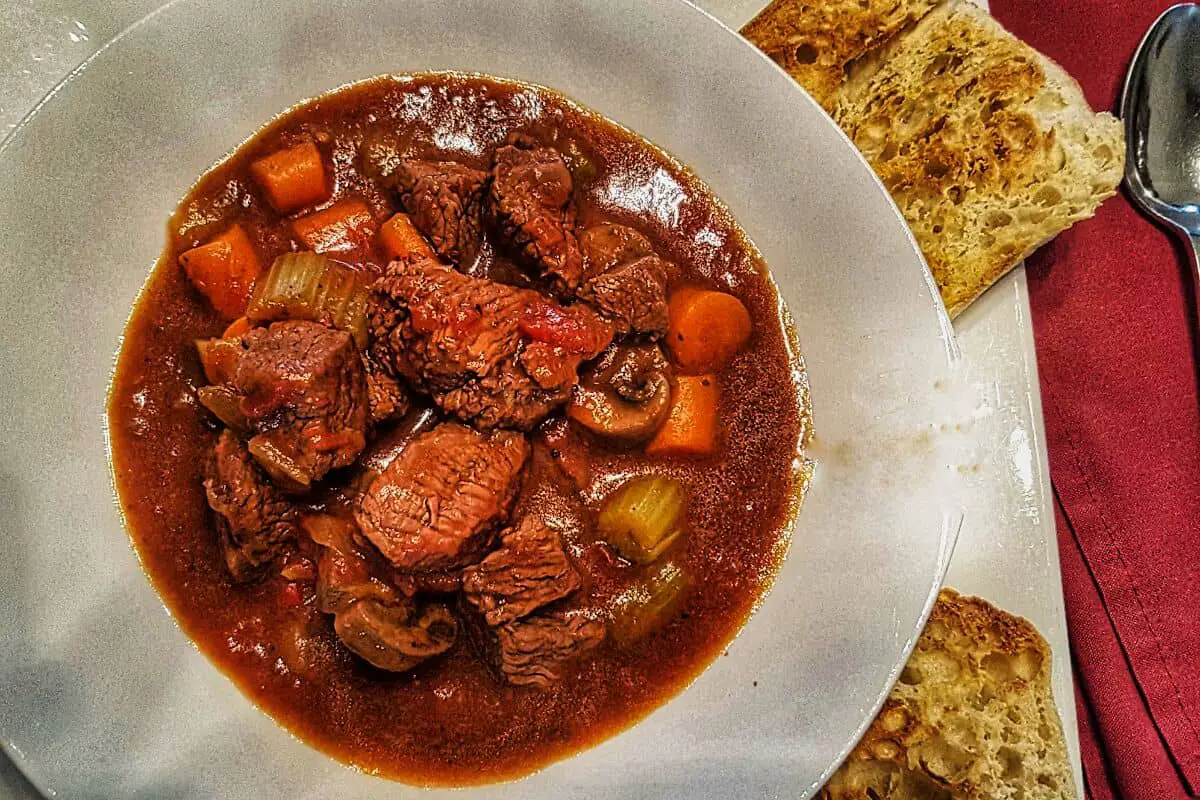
646, 375, 719, 456
666, 287, 753, 374
222, 316, 253, 339
291, 198, 376, 253
378, 212, 435, 261
178, 224, 263, 319
250, 141, 329, 213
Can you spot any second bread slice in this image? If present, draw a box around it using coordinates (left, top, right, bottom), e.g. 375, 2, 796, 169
830, 0, 1123, 317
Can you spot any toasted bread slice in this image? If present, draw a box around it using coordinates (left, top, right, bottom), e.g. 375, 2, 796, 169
821, 588, 1075, 800
741, 0, 940, 110
829, 0, 1123, 317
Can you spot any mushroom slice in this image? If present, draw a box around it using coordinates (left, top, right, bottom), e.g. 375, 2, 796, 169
333, 599, 458, 673
568, 342, 672, 444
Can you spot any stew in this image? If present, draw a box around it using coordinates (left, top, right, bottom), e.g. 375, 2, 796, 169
108, 73, 809, 785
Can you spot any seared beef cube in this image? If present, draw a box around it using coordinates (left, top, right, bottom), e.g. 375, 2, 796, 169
355, 422, 529, 571
463, 516, 581, 626
204, 430, 299, 582
488, 608, 606, 687
488, 138, 583, 294
578, 223, 669, 336
233, 320, 368, 489
578, 255, 669, 337
579, 222, 653, 277
390, 159, 488, 267
362, 352, 411, 426
369, 257, 611, 430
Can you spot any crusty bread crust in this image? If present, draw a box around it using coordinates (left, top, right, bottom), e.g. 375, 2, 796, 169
742, 0, 941, 110
821, 589, 1075, 800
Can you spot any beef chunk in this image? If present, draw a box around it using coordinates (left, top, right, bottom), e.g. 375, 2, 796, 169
578, 255, 669, 336
369, 256, 612, 430
580, 222, 653, 276
390, 159, 488, 267
232, 320, 368, 489
204, 430, 299, 582
488, 138, 583, 294
578, 223, 668, 336
362, 352, 411, 426
355, 422, 530, 571
462, 516, 581, 626
488, 608, 606, 687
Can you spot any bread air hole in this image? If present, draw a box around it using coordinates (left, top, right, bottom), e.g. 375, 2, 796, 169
999, 746, 1023, 779
920, 736, 971, 781
983, 210, 1013, 228
923, 53, 964, 81
792, 43, 818, 64
1033, 184, 1062, 206
981, 648, 1041, 683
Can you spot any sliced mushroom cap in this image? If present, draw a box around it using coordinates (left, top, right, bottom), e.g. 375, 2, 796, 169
568, 342, 672, 444
333, 599, 458, 672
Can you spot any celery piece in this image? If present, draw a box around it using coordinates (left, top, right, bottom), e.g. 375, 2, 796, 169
247, 252, 369, 348
610, 561, 692, 646
597, 475, 686, 564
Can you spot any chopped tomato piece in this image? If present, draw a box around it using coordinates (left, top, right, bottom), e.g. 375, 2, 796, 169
280, 582, 304, 608
520, 301, 603, 354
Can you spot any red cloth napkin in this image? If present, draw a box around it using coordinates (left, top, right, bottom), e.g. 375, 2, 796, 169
985, 2, 1200, 798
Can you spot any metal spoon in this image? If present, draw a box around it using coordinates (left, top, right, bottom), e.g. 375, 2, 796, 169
1123, 2, 1200, 301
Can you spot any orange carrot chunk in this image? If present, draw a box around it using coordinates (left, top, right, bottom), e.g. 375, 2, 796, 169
378, 212, 436, 261
666, 287, 752, 374
250, 141, 329, 213
646, 375, 719, 456
178, 224, 263, 319
222, 316, 253, 339
291, 198, 376, 253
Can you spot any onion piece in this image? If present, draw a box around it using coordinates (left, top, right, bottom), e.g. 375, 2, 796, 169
247, 431, 311, 492
197, 385, 248, 433
195, 337, 242, 385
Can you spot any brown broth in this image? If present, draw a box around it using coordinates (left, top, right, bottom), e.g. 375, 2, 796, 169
108, 73, 807, 786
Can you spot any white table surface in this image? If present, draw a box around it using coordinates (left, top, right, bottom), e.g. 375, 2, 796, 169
0, 0, 1082, 796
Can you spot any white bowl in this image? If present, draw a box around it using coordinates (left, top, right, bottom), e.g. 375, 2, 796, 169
0, 0, 972, 796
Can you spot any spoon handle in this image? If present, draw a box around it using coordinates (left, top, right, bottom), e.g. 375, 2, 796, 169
1188, 235, 1200, 311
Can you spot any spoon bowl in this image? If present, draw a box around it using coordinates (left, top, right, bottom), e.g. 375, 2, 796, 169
1124, 3, 1200, 240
